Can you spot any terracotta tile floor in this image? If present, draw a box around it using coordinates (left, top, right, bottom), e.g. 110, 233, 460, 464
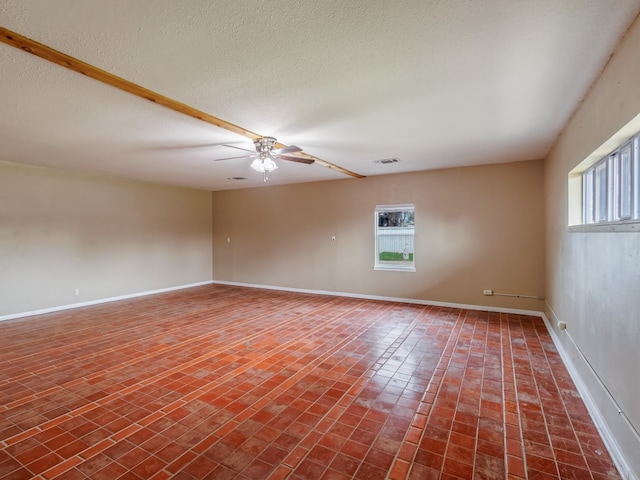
0, 284, 620, 479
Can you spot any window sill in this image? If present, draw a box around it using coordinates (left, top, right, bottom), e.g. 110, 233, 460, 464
568, 220, 640, 233
374, 266, 416, 272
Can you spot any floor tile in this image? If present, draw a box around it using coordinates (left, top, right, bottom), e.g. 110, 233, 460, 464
0, 285, 623, 479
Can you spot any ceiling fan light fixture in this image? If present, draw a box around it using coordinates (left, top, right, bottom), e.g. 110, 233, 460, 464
249, 155, 278, 173
250, 152, 279, 182
250, 158, 265, 172
216, 136, 303, 181
263, 156, 278, 172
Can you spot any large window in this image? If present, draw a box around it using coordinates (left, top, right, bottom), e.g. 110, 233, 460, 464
582, 134, 640, 224
374, 204, 415, 271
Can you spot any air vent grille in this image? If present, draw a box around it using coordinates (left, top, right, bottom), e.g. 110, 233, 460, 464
373, 158, 400, 165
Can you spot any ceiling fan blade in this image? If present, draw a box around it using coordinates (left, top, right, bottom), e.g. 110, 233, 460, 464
279, 155, 315, 165
290, 151, 364, 177
214, 154, 254, 161
273, 145, 302, 155
222, 144, 255, 153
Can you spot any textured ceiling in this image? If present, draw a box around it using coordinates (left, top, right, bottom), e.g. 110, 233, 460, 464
1, 0, 639, 190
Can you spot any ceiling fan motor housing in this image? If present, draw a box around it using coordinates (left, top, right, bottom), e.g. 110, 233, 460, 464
254, 136, 277, 153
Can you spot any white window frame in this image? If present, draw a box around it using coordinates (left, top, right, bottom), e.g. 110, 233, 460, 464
581, 134, 640, 225
619, 143, 632, 219
374, 204, 415, 272
594, 160, 608, 223
582, 169, 594, 224
634, 136, 640, 219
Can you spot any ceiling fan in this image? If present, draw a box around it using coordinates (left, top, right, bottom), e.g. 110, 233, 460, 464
0, 27, 364, 180
215, 137, 314, 182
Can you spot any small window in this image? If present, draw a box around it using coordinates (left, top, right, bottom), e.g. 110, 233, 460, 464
634, 136, 640, 219
374, 204, 415, 271
581, 135, 640, 224
594, 161, 608, 222
620, 143, 632, 219
583, 169, 594, 224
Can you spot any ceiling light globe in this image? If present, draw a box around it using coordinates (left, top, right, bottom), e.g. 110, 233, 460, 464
250, 158, 266, 172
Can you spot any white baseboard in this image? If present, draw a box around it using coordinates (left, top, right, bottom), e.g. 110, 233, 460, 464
210, 280, 544, 317
1, 278, 543, 323
541, 305, 638, 480
0, 280, 215, 322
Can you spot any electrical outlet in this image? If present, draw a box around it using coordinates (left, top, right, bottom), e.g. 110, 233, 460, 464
74, 288, 80, 296
226, 237, 231, 243
483, 289, 493, 296
558, 321, 567, 330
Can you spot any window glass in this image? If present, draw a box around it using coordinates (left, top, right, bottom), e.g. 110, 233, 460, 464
634, 137, 640, 220
583, 169, 594, 224
375, 205, 415, 271
594, 162, 607, 222
581, 134, 639, 225
620, 144, 632, 219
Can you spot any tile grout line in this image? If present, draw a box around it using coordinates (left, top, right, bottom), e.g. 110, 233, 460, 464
0, 284, 243, 350
532, 320, 597, 480
0, 292, 333, 407
165, 300, 401, 480
507, 318, 529, 480
0, 288, 621, 480
386, 307, 467, 479
0, 296, 354, 449
36, 298, 379, 479
447, 309, 481, 479
0, 285, 250, 372
473, 311, 490, 479
0, 294, 251, 389
326, 303, 439, 480
520, 319, 564, 479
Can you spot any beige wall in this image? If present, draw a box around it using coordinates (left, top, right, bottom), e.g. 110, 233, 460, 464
545, 14, 640, 477
0, 161, 213, 317
212, 159, 545, 311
